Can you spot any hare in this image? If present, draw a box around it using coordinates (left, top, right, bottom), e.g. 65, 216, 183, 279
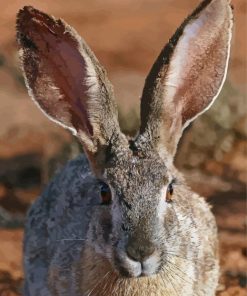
16, 0, 233, 295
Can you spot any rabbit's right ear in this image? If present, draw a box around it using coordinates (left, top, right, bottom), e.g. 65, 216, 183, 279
136, 0, 233, 158
16, 6, 127, 167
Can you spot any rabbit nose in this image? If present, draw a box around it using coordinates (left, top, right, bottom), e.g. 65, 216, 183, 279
126, 237, 155, 262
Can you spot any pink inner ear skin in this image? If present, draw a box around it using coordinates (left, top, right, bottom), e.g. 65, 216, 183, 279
176, 26, 230, 126
18, 7, 94, 136
165, 0, 233, 126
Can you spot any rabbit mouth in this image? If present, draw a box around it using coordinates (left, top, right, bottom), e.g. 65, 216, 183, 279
113, 250, 161, 278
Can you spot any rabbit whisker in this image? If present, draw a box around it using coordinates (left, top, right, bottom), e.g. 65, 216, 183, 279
165, 226, 197, 241
169, 274, 180, 296
159, 271, 169, 295
161, 269, 179, 295
101, 271, 114, 296
165, 252, 196, 262
164, 259, 195, 283
165, 262, 194, 285
86, 270, 112, 296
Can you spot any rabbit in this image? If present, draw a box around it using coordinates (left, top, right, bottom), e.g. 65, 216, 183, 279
16, 0, 233, 295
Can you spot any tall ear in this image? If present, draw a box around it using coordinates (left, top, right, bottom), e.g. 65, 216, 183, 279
16, 6, 127, 166
136, 0, 233, 158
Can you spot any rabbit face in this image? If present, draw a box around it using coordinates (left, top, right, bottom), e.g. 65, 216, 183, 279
87, 151, 178, 278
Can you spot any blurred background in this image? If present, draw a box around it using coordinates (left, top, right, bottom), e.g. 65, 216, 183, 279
0, 0, 246, 295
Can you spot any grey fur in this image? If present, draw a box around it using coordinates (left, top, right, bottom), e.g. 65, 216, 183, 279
16, 0, 233, 295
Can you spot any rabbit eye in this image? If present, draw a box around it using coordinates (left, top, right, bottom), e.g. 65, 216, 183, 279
100, 182, 112, 205
166, 181, 174, 203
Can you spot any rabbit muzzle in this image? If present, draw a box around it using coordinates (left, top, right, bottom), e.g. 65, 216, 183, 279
112, 228, 162, 278
113, 245, 161, 278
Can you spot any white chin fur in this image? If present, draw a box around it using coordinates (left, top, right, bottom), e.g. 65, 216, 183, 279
117, 251, 160, 278
123, 256, 142, 277
142, 253, 160, 276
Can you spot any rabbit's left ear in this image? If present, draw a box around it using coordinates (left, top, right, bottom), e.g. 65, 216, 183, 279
136, 0, 233, 158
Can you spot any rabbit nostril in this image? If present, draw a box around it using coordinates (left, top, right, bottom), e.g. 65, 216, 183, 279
126, 246, 140, 262
126, 238, 155, 262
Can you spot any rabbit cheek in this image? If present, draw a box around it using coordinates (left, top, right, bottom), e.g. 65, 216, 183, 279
110, 199, 124, 240
87, 208, 113, 257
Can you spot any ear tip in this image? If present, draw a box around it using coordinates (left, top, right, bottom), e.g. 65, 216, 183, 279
16, 6, 54, 30
16, 6, 36, 36
16, 7, 31, 46
16, 6, 59, 48
17, 6, 35, 23
192, 0, 233, 17
16, 6, 67, 40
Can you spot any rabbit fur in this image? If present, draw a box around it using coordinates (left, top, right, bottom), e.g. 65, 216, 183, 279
16, 0, 233, 295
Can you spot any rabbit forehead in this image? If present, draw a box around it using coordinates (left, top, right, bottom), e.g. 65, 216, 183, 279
105, 154, 170, 202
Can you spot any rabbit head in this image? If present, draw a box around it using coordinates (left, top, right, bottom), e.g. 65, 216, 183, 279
17, 0, 233, 280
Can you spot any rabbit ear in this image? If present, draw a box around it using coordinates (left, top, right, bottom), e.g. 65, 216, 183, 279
16, 6, 126, 160
136, 0, 233, 158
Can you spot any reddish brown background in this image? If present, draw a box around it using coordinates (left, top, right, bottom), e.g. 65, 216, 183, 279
0, 0, 246, 295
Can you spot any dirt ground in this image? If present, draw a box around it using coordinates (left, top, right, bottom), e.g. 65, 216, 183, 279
0, 0, 246, 295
